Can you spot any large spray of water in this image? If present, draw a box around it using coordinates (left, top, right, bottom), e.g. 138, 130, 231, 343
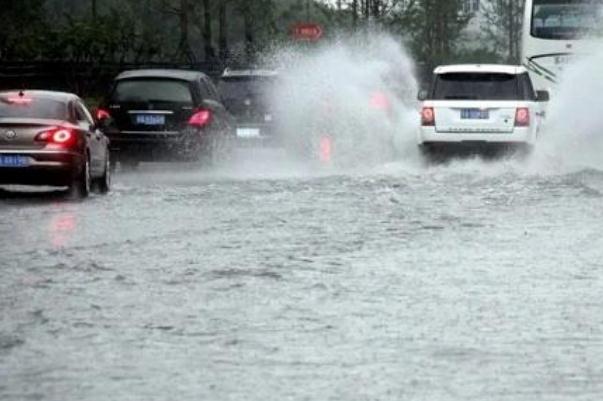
267, 33, 420, 169
535, 44, 603, 171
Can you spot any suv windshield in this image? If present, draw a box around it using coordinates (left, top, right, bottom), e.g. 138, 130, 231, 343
112, 79, 193, 104
531, 0, 603, 39
0, 97, 68, 120
432, 73, 534, 101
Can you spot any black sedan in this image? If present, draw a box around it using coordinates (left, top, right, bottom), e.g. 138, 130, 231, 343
0, 90, 111, 198
97, 69, 235, 168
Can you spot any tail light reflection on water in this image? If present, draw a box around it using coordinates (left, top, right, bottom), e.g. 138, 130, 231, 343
49, 212, 76, 248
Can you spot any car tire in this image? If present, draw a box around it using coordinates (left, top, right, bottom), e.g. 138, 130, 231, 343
418, 144, 440, 165
513, 143, 534, 159
204, 134, 231, 166
109, 159, 118, 174
94, 152, 111, 194
69, 154, 91, 199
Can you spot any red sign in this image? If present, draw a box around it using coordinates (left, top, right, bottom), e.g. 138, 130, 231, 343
291, 23, 323, 42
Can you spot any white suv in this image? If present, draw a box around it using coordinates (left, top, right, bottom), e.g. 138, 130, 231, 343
417, 64, 548, 158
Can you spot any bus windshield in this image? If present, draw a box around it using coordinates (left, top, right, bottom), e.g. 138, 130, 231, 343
531, 0, 603, 39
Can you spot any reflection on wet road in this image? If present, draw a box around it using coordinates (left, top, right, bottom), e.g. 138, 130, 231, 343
1, 151, 603, 401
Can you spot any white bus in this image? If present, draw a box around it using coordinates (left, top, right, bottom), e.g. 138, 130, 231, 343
522, 0, 603, 91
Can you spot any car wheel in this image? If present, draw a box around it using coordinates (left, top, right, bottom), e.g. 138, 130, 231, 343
218, 134, 235, 164
69, 154, 91, 199
418, 144, 440, 165
109, 159, 118, 174
203, 134, 229, 166
94, 152, 111, 194
513, 143, 534, 160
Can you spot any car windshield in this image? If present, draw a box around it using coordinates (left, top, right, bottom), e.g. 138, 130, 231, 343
112, 79, 193, 103
531, 0, 603, 39
432, 72, 525, 100
0, 97, 68, 120
219, 76, 277, 101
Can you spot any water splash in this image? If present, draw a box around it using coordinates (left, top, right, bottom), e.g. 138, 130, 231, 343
534, 44, 603, 172
267, 32, 420, 169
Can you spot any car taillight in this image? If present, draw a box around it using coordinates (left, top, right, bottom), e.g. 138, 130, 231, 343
96, 108, 111, 121
370, 91, 391, 111
515, 108, 530, 127
421, 107, 435, 126
319, 135, 332, 163
188, 109, 212, 128
35, 128, 76, 146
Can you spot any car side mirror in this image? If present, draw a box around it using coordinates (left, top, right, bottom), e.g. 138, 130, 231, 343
536, 90, 550, 102
417, 89, 429, 101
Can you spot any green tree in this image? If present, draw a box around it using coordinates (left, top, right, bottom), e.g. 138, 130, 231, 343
395, 0, 470, 70
481, 0, 524, 63
0, 0, 47, 60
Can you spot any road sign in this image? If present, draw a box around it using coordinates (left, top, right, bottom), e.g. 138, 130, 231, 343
291, 23, 323, 42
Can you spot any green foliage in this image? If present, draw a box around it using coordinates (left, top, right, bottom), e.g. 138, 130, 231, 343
0, 0, 48, 59
394, 0, 471, 70
0, 0, 499, 69
481, 0, 524, 63
455, 47, 506, 64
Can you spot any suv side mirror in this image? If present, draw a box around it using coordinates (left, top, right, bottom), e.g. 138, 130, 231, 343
417, 89, 429, 101
536, 90, 550, 102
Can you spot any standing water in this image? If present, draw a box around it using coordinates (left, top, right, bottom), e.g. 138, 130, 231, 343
2, 34, 603, 401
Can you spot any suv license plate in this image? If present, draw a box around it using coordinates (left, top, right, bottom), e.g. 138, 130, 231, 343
135, 115, 165, 126
461, 109, 489, 120
0, 155, 29, 167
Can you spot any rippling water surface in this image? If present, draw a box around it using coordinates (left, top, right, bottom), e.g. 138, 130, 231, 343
1, 151, 603, 401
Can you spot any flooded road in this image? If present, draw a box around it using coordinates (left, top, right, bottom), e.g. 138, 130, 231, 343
1, 150, 603, 401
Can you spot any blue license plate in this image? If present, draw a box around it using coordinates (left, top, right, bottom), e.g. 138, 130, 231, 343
461, 109, 489, 120
135, 114, 165, 126
0, 155, 29, 167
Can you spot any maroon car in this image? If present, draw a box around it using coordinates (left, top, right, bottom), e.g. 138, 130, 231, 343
0, 90, 111, 198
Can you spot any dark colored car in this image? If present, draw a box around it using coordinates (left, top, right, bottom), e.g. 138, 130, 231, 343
0, 90, 111, 198
97, 69, 235, 167
219, 69, 278, 144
